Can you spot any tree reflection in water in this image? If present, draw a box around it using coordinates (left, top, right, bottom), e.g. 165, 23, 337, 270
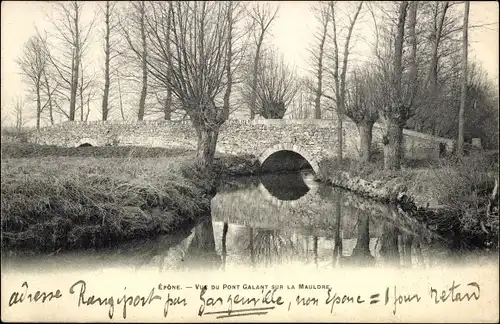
379, 222, 401, 267
182, 216, 221, 269
342, 210, 376, 267
401, 233, 414, 268
245, 228, 299, 267
333, 191, 343, 267
221, 222, 228, 269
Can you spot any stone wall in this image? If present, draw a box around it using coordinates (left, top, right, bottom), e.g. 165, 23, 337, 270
27, 118, 455, 166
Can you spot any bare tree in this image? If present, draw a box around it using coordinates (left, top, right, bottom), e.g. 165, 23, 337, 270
117, 76, 126, 120
99, 1, 120, 121
222, 1, 249, 120
77, 61, 98, 122
41, 66, 57, 126
375, 1, 419, 170
120, 1, 148, 121
144, 1, 239, 168
45, 1, 96, 121
247, 3, 279, 119
11, 96, 28, 130
1, 103, 8, 128
16, 35, 48, 129
254, 50, 298, 119
457, 1, 469, 157
328, 1, 364, 165
290, 76, 315, 119
345, 66, 379, 162
309, 1, 330, 119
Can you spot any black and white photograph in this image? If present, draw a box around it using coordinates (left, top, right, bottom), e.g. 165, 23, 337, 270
1, 1, 498, 322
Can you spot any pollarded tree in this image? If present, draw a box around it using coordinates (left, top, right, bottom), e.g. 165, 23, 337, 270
144, 1, 242, 169
247, 2, 280, 119
254, 50, 298, 119
375, 1, 419, 170
344, 66, 380, 162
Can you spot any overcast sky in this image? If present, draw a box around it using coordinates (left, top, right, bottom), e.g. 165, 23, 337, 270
1, 1, 498, 126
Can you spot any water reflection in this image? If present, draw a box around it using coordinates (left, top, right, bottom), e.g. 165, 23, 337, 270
3, 172, 497, 273
259, 171, 311, 200
182, 216, 221, 270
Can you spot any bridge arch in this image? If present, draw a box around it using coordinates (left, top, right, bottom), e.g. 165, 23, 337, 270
258, 144, 320, 174
75, 138, 98, 147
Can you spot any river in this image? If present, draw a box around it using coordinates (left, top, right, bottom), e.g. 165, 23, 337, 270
2, 170, 498, 274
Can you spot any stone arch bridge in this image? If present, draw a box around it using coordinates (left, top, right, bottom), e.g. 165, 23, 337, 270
27, 118, 455, 172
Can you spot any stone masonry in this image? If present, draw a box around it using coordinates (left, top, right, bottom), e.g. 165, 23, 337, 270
27, 118, 455, 172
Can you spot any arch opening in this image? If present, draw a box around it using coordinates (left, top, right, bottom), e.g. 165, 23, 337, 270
76, 138, 97, 147
261, 150, 314, 174
258, 144, 320, 175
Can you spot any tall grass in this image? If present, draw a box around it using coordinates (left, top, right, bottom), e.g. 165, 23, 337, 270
1, 153, 215, 253
317, 152, 499, 249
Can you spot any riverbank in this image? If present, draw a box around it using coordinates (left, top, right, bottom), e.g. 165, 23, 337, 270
0, 143, 261, 254
317, 153, 499, 250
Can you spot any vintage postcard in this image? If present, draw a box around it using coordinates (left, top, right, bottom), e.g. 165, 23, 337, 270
1, 1, 499, 322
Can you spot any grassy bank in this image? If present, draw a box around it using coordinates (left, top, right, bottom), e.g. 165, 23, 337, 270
1, 143, 259, 254
317, 153, 499, 250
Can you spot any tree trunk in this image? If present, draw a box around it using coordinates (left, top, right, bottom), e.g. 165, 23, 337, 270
118, 77, 125, 120
138, 2, 147, 121
69, 4, 80, 122
336, 108, 343, 165
69, 47, 79, 121
164, 2, 172, 121
457, 1, 469, 157
36, 84, 41, 129
357, 120, 373, 163
250, 37, 264, 119
384, 117, 404, 170
80, 61, 84, 122
164, 90, 172, 120
314, 19, 328, 120
49, 100, 54, 126
43, 72, 54, 125
102, 1, 110, 121
80, 84, 84, 122
85, 92, 91, 121
223, 1, 233, 121
195, 126, 219, 169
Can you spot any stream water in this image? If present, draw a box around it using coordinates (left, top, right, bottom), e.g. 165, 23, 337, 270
2, 171, 498, 273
